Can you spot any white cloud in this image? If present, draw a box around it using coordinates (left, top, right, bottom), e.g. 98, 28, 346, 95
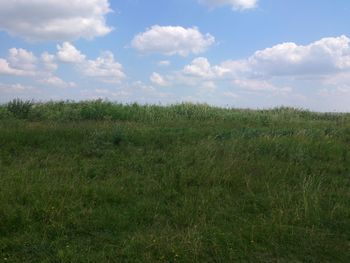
147, 59, 224, 92
8, 48, 37, 71
80, 81, 173, 104
131, 25, 215, 56
0, 48, 60, 78
79, 51, 125, 84
180, 60, 289, 93
183, 57, 229, 78
0, 0, 113, 41
0, 48, 70, 87
246, 35, 350, 77
322, 72, 350, 88
41, 52, 58, 71
56, 43, 125, 83
0, 44, 125, 87
0, 83, 34, 93
0, 48, 77, 89
0, 59, 30, 76
2, 35, 350, 111
38, 76, 76, 88
0, 48, 37, 76
199, 0, 258, 10
128, 81, 173, 103
57, 42, 86, 63
232, 79, 292, 93
319, 86, 350, 97
153, 36, 350, 97
188, 35, 350, 81
150, 72, 169, 86
150, 36, 350, 110
130, 81, 156, 93
157, 60, 171, 67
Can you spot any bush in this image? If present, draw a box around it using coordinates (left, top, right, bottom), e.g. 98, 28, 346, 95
80, 100, 113, 120
6, 99, 33, 119
112, 128, 126, 145
0, 106, 10, 119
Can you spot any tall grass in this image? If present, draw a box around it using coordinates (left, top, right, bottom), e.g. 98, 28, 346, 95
0, 100, 349, 262
1, 99, 349, 122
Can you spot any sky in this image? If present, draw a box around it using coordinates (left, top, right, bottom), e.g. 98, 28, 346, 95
1, 0, 350, 112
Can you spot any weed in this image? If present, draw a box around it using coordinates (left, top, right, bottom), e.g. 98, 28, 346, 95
6, 99, 33, 119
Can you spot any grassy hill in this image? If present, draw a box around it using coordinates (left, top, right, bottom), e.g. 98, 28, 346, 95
1, 100, 349, 262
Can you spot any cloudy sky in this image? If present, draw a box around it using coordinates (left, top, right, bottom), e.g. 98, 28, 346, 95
1, 0, 350, 111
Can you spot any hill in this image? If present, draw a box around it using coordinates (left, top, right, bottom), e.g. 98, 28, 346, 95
1, 100, 349, 262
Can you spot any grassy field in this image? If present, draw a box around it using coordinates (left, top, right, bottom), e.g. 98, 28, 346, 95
0, 100, 349, 262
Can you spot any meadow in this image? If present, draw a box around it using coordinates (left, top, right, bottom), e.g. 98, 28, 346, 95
0, 100, 349, 262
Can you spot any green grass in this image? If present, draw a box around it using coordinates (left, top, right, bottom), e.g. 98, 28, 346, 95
0, 100, 349, 262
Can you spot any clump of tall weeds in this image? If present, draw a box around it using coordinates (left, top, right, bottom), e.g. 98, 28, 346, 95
6, 99, 33, 119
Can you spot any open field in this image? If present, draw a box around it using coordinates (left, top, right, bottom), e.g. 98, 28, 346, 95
1, 100, 350, 262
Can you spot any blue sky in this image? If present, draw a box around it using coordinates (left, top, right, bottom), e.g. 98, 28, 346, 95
1, 0, 350, 111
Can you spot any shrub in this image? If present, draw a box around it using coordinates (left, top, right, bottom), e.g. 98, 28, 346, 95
6, 99, 33, 119
80, 100, 113, 120
0, 106, 10, 119
112, 128, 126, 145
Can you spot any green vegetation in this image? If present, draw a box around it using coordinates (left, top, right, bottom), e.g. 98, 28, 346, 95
1, 100, 349, 262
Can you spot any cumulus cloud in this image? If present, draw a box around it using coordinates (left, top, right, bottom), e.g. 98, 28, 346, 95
0, 0, 113, 41
148, 59, 224, 92
56, 42, 125, 83
205, 35, 350, 81
0, 59, 29, 76
0, 44, 125, 87
246, 35, 350, 77
57, 42, 86, 63
8, 48, 37, 71
0, 48, 37, 76
79, 51, 126, 84
199, 0, 258, 10
183, 57, 229, 78
153, 36, 350, 94
0, 47, 77, 88
131, 25, 215, 56
38, 76, 76, 88
150, 72, 169, 86
41, 52, 58, 71
0, 48, 59, 77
